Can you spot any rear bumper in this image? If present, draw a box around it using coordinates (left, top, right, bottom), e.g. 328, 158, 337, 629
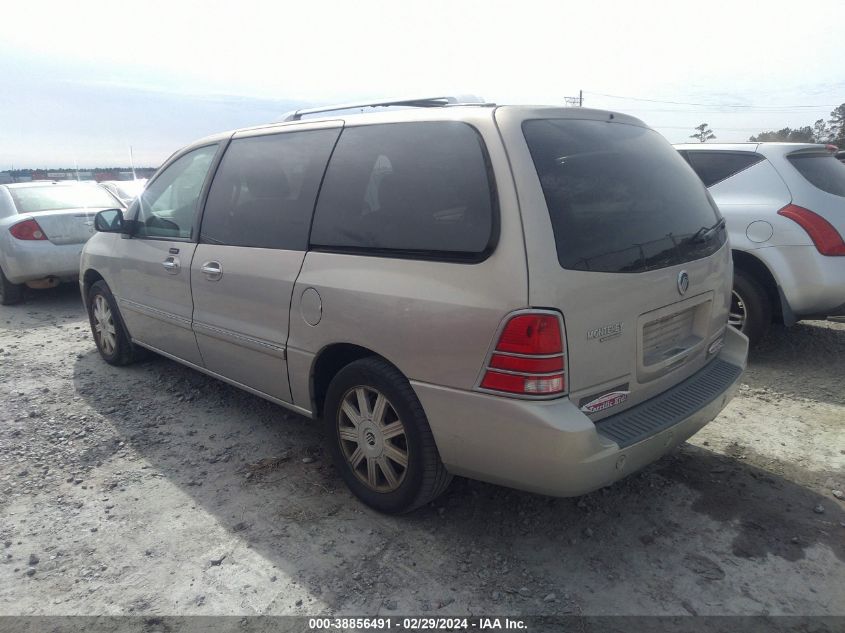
413, 326, 747, 497
754, 245, 845, 318
2, 240, 84, 284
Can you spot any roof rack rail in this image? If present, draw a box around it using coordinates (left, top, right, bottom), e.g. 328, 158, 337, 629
280, 95, 487, 122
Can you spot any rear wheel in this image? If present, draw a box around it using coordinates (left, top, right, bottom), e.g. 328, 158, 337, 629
324, 357, 452, 514
730, 270, 771, 346
0, 266, 24, 306
87, 280, 144, 365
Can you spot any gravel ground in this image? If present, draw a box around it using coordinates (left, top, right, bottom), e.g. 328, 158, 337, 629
0, 284, 843, 616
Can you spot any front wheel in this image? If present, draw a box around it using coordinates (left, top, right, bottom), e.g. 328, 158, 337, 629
87, 280, 144, 365
323, 357, 452, 514
730, 270, 771, 346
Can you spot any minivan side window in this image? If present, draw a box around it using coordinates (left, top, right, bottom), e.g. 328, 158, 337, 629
310, 122, 496, 260
683, 151, 764, 187
201, 129, 341, 249
134, 144, 218, 239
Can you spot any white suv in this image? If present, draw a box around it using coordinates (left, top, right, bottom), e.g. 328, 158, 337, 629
675, 143, 845, 344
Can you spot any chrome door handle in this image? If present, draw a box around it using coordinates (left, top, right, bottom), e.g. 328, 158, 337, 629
200, 261, 223, 281
162, 257, 180, 274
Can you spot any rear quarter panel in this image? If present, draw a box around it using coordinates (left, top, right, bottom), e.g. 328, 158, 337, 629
707, 158, 810, 251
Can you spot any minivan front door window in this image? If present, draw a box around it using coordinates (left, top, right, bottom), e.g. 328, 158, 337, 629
134, 145, 218, 239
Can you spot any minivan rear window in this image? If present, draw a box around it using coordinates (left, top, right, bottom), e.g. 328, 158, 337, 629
787, 153, 845, 198
522, 119, 725, 273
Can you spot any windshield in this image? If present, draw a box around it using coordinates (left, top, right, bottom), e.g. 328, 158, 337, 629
788, 153, 845, 198
9, 183, 119, 213
522, 119, 725, 273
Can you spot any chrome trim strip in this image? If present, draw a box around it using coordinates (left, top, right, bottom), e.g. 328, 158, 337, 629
489, 350, 564, 360
118, 298, 193, 330
483, 368, 565, 378
192, 321, 286, 358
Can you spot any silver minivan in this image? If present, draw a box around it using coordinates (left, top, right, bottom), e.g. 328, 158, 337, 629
80, 98, 748, 513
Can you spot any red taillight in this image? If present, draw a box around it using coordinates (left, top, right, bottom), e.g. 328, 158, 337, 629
777, 204, 845, 256
479, 312, 566, 397
494, 314, 562, 355
9, 219, 48, 241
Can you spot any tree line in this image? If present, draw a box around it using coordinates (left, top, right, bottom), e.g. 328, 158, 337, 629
690, 102, 845, 144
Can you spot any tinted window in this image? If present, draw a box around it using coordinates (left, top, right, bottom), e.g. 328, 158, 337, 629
134, 145, 218, 239
310, 122, 495, 259
684, 151, 764, 187
788, 153, 845, 197
9, 183, 119, 213
522, 119, 724, 273
201, 129, 341, 249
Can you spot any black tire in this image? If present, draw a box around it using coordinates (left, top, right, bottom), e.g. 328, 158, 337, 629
731, 269, 771, 346
323, 357, 452, 514
86, 280, 144, 365
0, 265, 24, 306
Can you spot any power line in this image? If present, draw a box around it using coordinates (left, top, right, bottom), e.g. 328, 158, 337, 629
652, 125, 772, 131
614, 108, 834, 114
583, 91, 838, 109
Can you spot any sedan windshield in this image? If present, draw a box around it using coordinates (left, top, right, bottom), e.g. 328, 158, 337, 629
9, 184, 119, 213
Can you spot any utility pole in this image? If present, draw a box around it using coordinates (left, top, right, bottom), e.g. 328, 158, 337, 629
579, 90, 583, 107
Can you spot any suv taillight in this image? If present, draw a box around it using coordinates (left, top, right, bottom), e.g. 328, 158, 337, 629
9, 219, 48, 241
777, 204, 845, 256
479, 312, 566, 396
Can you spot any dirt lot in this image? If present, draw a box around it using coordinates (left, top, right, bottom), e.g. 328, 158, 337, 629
0, 284, 842, 617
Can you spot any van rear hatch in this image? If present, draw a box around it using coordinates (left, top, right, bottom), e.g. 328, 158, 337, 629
497, 108, 733, 420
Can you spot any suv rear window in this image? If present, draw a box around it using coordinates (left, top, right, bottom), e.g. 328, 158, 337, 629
683, 151, 764, 187
787, 152, 845, 197
310, 122, 496, 260
522, 119, 725, 273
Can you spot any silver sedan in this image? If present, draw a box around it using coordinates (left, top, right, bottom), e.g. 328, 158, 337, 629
0, 181, 123, 305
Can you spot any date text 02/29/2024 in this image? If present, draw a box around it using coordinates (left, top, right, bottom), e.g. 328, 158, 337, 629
308, 617, 528, 630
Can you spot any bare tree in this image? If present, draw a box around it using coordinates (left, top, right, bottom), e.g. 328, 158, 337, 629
812, 119, 833, 144
690, 123, 716, 143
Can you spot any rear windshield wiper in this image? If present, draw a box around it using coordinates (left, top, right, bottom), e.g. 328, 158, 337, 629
687, 217, 726, 244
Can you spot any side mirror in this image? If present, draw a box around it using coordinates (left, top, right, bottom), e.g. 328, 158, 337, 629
94, 209, 127, 233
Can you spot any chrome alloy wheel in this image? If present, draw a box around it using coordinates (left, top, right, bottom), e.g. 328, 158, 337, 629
337, 386, 409, 493
93, 294, 117, 355
729, 289, 747, 331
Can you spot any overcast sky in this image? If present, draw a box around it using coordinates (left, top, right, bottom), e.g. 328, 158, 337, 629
2, 0, 843, 168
